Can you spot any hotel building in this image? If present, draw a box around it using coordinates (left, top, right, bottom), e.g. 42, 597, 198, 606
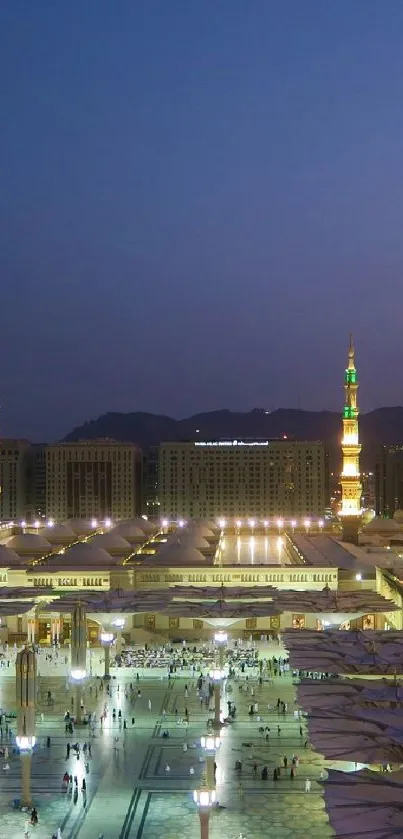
46, 439, 142, 521
158, 439, 327, 519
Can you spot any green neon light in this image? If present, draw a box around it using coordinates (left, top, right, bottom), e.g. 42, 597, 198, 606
345, 369, 357, 384
343, 406, 356, 419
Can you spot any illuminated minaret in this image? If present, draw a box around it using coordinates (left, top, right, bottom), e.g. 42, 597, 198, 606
340, 335, 362, 541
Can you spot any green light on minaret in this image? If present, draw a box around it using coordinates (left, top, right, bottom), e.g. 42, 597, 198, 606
345, 369, 356, 384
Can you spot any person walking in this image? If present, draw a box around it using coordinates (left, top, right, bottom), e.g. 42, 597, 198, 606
305, 778, 311, 792
148, 699, 152, 712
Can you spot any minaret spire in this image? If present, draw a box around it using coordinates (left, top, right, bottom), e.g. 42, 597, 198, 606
340, 335, 362, 541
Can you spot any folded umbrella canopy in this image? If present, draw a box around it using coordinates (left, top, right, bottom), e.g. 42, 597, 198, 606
322, 768, 403, 838
297, 678, 403, 710
284, 630, 403, 674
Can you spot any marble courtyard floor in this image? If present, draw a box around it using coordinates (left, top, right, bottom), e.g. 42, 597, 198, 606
0, 644, 333, 839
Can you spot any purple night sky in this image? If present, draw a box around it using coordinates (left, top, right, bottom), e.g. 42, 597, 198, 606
0, 2, 402, 440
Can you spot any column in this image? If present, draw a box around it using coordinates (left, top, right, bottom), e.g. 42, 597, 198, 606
16, 648, 37, 808
199, 810, 209, 839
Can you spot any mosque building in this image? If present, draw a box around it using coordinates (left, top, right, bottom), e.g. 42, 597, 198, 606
0, 339, 401, 645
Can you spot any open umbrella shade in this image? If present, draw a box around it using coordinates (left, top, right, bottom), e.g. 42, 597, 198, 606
159, 599, 281, 619
0, 586, 55, 600
41, 589, 173, 614
322, 768, 403, 838
275, 590, 398, 614
0, 602, 35, 616
170, 584, 278, 600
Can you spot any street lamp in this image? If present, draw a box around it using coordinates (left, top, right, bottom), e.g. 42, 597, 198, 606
112, 618, 125, 657
248, 519, 255, 531
290, 519, 297, 533
209, 668, 225, 728
304, 518, 311, 533
193, 788, 216, 839
100, 631, 114, 679
214, 630, 228, 670
16, 648, 36, 808
276, 518, 284, 532
200, 734, 220, 787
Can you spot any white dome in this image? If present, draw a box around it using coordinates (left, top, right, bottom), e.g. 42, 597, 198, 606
176, 533, 210, 550
0, 545, 25, 567
393, 509, 403, 524
187, 524, 215, 538
151, 545, 206, 565
8, 533, 52, 553
362, 516, 399, 532
41, 524, 76, 544
66, 519, 98, 534
131, 517, 158, 533
62, 542, 114, 566
112, 523, 146, 541
90, 533, 131, 551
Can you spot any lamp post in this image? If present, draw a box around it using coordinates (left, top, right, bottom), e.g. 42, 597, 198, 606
193, 788, 216, 839
214, 630, 228, 671
201, 734, 220, 788
113, 618, 125, 658
209, 668, 225, 728
71, 603, 87, 725
100, 631, 114, 679
16, 647, 36, 808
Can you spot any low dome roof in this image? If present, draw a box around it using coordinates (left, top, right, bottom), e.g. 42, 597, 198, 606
151, 545, 206, 565
112, 523, 146, 540
362, 516, 400, 532
0, 545, 25, 567
62, 542, 114, 566
41, 524, 76, 543
66, 519, 97, 534
90, 533, 131, 550
187, 524, 215, 538
8, 533, 52, 552
394, 509, 403, 523
177, 533, 210, 549
131, 517, 158, 533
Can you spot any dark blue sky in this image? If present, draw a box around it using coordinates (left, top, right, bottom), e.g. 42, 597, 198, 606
1, 1, 402, 440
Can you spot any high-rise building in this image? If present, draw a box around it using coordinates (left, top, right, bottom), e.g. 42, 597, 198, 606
340, 336, 362, 542
158, 439, 326, 519
46, 439, 142, 521
143, 445, 160, 516
375, 445, 403, 517
0, 439, 32, 522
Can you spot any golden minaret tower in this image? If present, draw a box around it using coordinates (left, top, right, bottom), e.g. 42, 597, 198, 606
340, 335, 362, 541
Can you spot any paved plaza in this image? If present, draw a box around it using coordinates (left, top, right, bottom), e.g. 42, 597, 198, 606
0, 643, 333, 839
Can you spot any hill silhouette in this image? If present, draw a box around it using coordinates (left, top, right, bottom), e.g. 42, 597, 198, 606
63, 406, 403, 470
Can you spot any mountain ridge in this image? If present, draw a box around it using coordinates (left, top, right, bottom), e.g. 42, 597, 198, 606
63, 406, 403, 470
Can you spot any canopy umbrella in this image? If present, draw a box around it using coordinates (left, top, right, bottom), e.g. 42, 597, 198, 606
297, 679, 403, 710
169, 584, 277, 601
159, 599, 281, 620
0, 586, 55, 600
322, 768, 403, 838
